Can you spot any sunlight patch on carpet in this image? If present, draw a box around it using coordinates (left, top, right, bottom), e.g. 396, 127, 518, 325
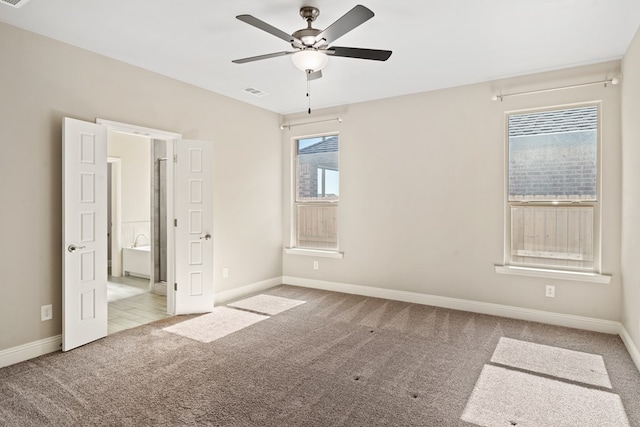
227, 294, 305, 315
163, 307, 269, 343
491, 337, 612, 388
461, 365, 629, 427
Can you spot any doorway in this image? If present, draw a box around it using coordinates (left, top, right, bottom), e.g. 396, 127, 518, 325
152, 139, 169, 290
63, 117, 215, 350
105, 132, 172, 334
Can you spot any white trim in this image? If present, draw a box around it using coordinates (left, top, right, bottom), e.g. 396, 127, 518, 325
5, 280, 637, 372
98, 120, 178, 315
96, 119, 182, 139
0, 277, 279, 368
619, 325, 640, 374
0, 335, 62, 368
214, 277, 283, 306
165, 141, 176, 315
289, 131, 340, 250
502, 102, 604, 277
282, 276, 620, 334
284, 247, 344, 259
495, 265, 611, 283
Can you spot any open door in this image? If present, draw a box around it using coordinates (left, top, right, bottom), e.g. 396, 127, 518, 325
173, 139, 214, 314
62, 119, 212, 346
62, 118, 108, 351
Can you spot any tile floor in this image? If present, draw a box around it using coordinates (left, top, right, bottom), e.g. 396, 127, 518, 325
107, 275, 169, 335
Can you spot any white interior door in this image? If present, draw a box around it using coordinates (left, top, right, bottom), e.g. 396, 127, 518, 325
173, 139, 214, 314
62, 118, 108, 351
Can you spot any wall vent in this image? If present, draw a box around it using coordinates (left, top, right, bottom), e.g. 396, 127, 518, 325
242, 87, 268, 97
1, 0, 32, 8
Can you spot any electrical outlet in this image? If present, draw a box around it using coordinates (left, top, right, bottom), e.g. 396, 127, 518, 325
545, 285, 555, 298
222, 267, 229, 279
313, 260, 319, 270
41, 304, 53, 321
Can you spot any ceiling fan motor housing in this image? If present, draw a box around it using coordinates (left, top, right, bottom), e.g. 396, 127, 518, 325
294, 7, 324, 47
292, 28, 322, 47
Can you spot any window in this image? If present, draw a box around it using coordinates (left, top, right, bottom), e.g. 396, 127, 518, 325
507, 104, 599, 271
295, 135, 339, 249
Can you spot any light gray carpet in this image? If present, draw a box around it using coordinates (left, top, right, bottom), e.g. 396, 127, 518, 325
461, 365, 629, 427
228, 294, 306, 315
491, 336, 612, 388
163, 306, 269, 343
0, 285, 639, 426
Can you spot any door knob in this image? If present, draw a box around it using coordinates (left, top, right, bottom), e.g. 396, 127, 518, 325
200, 234, 212, 241
67, 244, 86, 253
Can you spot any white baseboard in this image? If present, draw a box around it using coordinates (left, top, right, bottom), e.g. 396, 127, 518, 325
0, 278, 280, 369
4, 277, 635, 372
282, 276, 621, 335
0, 335, 62, 369
619, 325, 640, 373
214, 276, 283, 305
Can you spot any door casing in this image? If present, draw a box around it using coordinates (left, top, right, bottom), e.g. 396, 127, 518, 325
97, 119, 181, 315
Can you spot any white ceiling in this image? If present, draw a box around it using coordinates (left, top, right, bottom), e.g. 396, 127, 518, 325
1, 0, 639, 114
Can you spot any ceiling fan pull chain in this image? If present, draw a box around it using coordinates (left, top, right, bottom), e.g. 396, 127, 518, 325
307, 73, 312, 114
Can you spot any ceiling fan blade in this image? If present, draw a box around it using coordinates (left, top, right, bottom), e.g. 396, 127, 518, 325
307, 70, 323, 81
236, 14, 301, 45
327, 46, 392, 61
232, 51, 296, 64
314, 5, 374, 45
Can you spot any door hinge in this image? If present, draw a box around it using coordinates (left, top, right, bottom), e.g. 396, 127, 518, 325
174, 283, 177, 291
174, 154, 178, 163
174, 218, 177, 227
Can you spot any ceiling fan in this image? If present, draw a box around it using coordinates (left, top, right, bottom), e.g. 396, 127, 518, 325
232, 4, 392, 81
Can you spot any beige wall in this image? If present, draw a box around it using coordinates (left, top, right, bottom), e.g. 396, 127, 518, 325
621, 27, 640, 348
0, 18, 633, 356
282, 61, 622, 321
0, 22, 282, 351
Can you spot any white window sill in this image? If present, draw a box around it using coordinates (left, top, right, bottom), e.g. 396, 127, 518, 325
284, 248, 344, 259
495, 265, 611, 284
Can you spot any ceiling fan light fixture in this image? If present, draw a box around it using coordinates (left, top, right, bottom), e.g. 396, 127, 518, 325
301, 35, 317, 46
291, 50, 328, 72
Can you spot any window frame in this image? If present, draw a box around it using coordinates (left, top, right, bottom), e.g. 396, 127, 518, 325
503, 102, 602, 274
292, 132, 340, 251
